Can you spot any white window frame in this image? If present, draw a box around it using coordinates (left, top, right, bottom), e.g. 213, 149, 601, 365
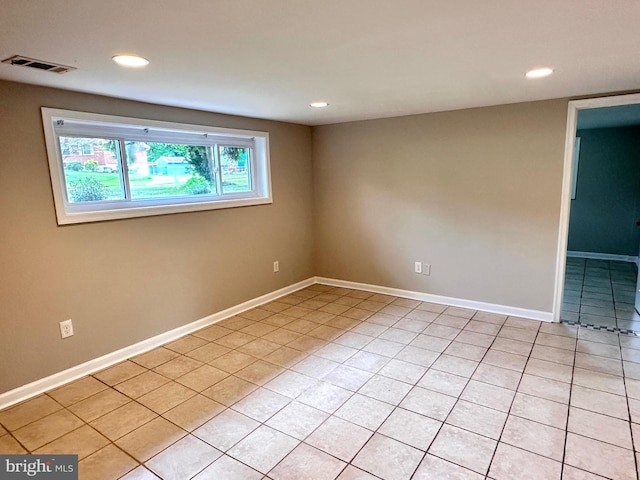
42, 108, 272, 225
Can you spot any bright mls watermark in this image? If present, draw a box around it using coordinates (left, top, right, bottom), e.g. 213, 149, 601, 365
1, 455, 77, 479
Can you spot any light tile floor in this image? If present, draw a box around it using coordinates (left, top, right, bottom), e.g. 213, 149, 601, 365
2, 285, 640, 479
563, 257, 640, 332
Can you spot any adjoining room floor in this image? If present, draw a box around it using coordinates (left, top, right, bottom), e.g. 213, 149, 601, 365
1, 285, 640, 480
563, 257, 640, 332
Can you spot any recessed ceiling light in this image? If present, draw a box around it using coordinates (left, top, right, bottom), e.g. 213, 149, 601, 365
309, 101, 329, 108
526, 67, 553, 78
112, 54, 149, 67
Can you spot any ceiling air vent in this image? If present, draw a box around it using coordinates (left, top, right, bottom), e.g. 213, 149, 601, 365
1, 55, 76, 74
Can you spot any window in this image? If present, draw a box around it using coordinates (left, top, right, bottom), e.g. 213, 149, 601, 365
42, 108, 271, 225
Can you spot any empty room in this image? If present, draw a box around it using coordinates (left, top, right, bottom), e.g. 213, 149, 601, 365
1, 1, 640, 479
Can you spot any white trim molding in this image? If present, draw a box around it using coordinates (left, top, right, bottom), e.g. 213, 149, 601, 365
554, 92, 640, 322
0, 278, 314, 410
316, 277, 553, 322
0, 276, 553, 410
567, 251, 639, 264
41, 108, 272, 225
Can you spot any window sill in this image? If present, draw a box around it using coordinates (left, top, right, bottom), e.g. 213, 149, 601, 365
56, 195, 273, 225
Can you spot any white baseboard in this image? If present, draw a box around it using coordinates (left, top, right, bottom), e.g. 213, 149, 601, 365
0, 278, 314, 411
567, 251, 639, 264
0, 275, 552, 410
315, 277, 553, 323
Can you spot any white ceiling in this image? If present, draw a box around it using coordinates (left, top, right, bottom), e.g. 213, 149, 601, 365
1, 0, 640, 126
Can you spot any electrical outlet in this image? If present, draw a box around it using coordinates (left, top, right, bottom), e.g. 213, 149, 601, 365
60, 319, 74, 339
273, 260, 279, 273
423, 263, 431, 276
414, 261, 422, 274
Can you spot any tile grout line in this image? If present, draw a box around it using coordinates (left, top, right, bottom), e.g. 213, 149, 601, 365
210, 291, 399, 478
3, 285, 637, 479
568, 258, 639, 332
405, 311, 479, 479
485, 320, 547, 477
280, 295, 416, 479
436, 312, 506, 478
558, 325, 578, 480
621, 330, 640, 480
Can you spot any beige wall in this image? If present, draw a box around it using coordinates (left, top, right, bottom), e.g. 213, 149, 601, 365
0, 79, 571, 395
0, 80, 314, 393
312, 100, 568, 312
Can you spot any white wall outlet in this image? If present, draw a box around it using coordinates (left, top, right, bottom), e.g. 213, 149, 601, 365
423, 263, 431, 276
59, 319, 74, 339
414, 261, 422, 274
273, 260, 280, 273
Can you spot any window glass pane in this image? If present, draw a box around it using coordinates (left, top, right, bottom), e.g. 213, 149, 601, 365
125, 141, 217, 199
60, 137, 125, 203
220, 146, 252, 194
44, 108, 271, 224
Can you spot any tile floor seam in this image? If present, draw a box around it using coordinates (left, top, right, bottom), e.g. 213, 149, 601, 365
5, 284, 640, 479
299, 429, 368, 472
567, 428, 637, 454
86, 384, 228, 478
301, 307, 449, 478
559, 332, 578, 480
413, 451, 476, 479
425, 315, 530, 476
234, 358, 361, 465
622, 331, 640, 480
400, 327, 475, 477
110, 444, 140, 479
353, 429, 425, 479
3, 430, 29, 453
564, 258, 639, 332
484, 320, 543, 478
567, 395, 633, 422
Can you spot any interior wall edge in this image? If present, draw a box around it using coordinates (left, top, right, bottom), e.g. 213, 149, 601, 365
553, 92, 640, 321
0, 277, 315, 411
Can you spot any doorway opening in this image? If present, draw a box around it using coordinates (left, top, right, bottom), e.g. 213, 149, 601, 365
554, 93, 640, 331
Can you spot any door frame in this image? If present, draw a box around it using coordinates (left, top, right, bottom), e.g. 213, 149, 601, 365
552, 92, 640, 321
